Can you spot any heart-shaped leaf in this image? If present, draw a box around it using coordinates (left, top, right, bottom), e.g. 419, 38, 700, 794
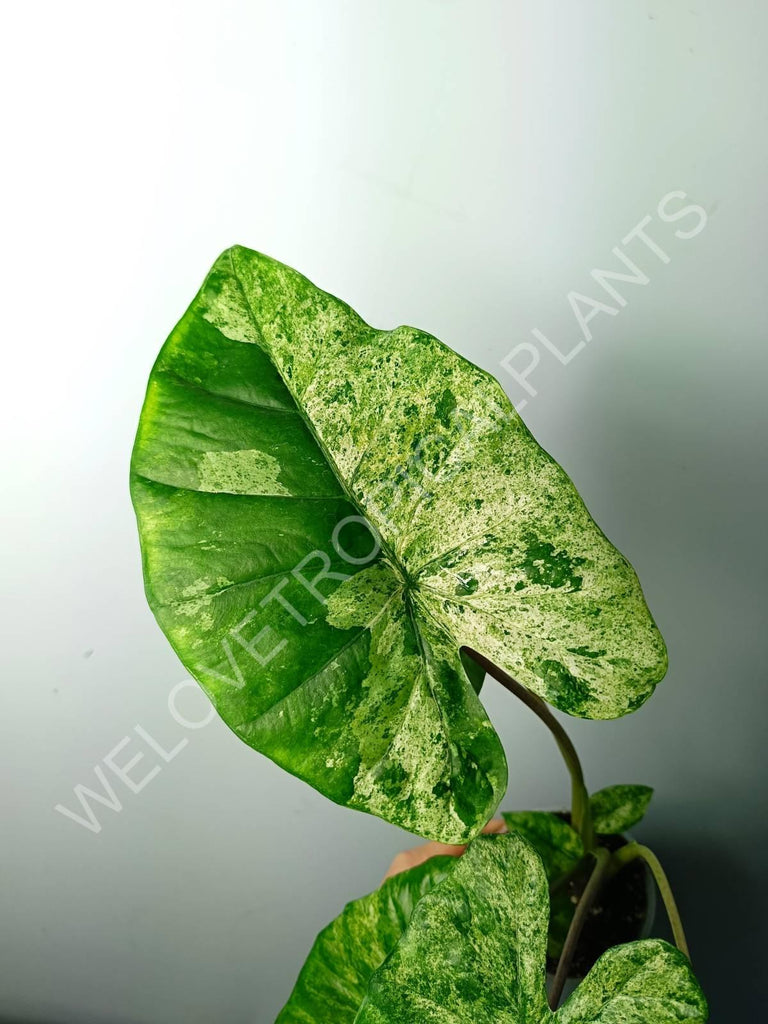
589, 784, 654, 834
131, 247, 667, 842
277, 856, 454, 1024
355, 834, 708, 1023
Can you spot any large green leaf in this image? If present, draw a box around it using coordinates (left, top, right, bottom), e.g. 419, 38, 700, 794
355, 834, 708, 1023
277, 856, 454, 1024
131, 246, 667, 842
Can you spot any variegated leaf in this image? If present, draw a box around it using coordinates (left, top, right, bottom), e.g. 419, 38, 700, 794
355, 834, 707, 1024
132, 247, 667, 841
590, 785, 654, 834
277, 856, 454, 1024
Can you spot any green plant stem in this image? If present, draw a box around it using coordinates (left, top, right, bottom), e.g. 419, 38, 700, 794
610, 842, 691, 961
464, 648, 594, 850
548, 846, 611, 1010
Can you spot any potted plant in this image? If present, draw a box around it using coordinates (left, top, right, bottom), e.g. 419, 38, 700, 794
131, 246, 707, 1022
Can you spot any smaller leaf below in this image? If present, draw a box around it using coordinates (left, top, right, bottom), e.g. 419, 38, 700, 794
354, 833, 708, 1024
276, 856, 455, 1023
590, 784, 654, 834
502, 810, 584, 879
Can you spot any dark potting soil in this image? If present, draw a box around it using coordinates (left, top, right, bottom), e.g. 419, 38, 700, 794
546, 828, 650, 980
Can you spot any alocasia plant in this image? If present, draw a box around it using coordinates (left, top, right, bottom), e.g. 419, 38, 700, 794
131, 245, 666, 844
132, 248, 705, 1019
278, 833, 707, 1023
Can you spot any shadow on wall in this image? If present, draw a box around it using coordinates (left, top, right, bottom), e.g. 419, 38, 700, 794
0, 1013, 145, 1024
570, 335, 768, 1018
647, 829, 765, 1019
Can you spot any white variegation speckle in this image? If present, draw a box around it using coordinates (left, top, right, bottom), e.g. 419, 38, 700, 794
197, 448, 291, 496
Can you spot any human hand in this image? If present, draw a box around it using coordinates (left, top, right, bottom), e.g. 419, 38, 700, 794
382, 818, 508, 882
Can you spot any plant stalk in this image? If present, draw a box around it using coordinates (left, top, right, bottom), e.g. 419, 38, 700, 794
464, 648, 594, 850
548, 846, 611, 1010
610, 842, 691, 960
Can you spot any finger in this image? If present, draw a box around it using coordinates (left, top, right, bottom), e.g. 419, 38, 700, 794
482, 817, 508, 835
382, 840, 465, 882
382, 818, 508, 882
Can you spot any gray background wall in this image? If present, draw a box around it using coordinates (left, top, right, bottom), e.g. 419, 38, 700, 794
2, 1, 765, 1020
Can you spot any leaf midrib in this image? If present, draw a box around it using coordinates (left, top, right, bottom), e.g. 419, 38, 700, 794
227, 248, 401, 570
